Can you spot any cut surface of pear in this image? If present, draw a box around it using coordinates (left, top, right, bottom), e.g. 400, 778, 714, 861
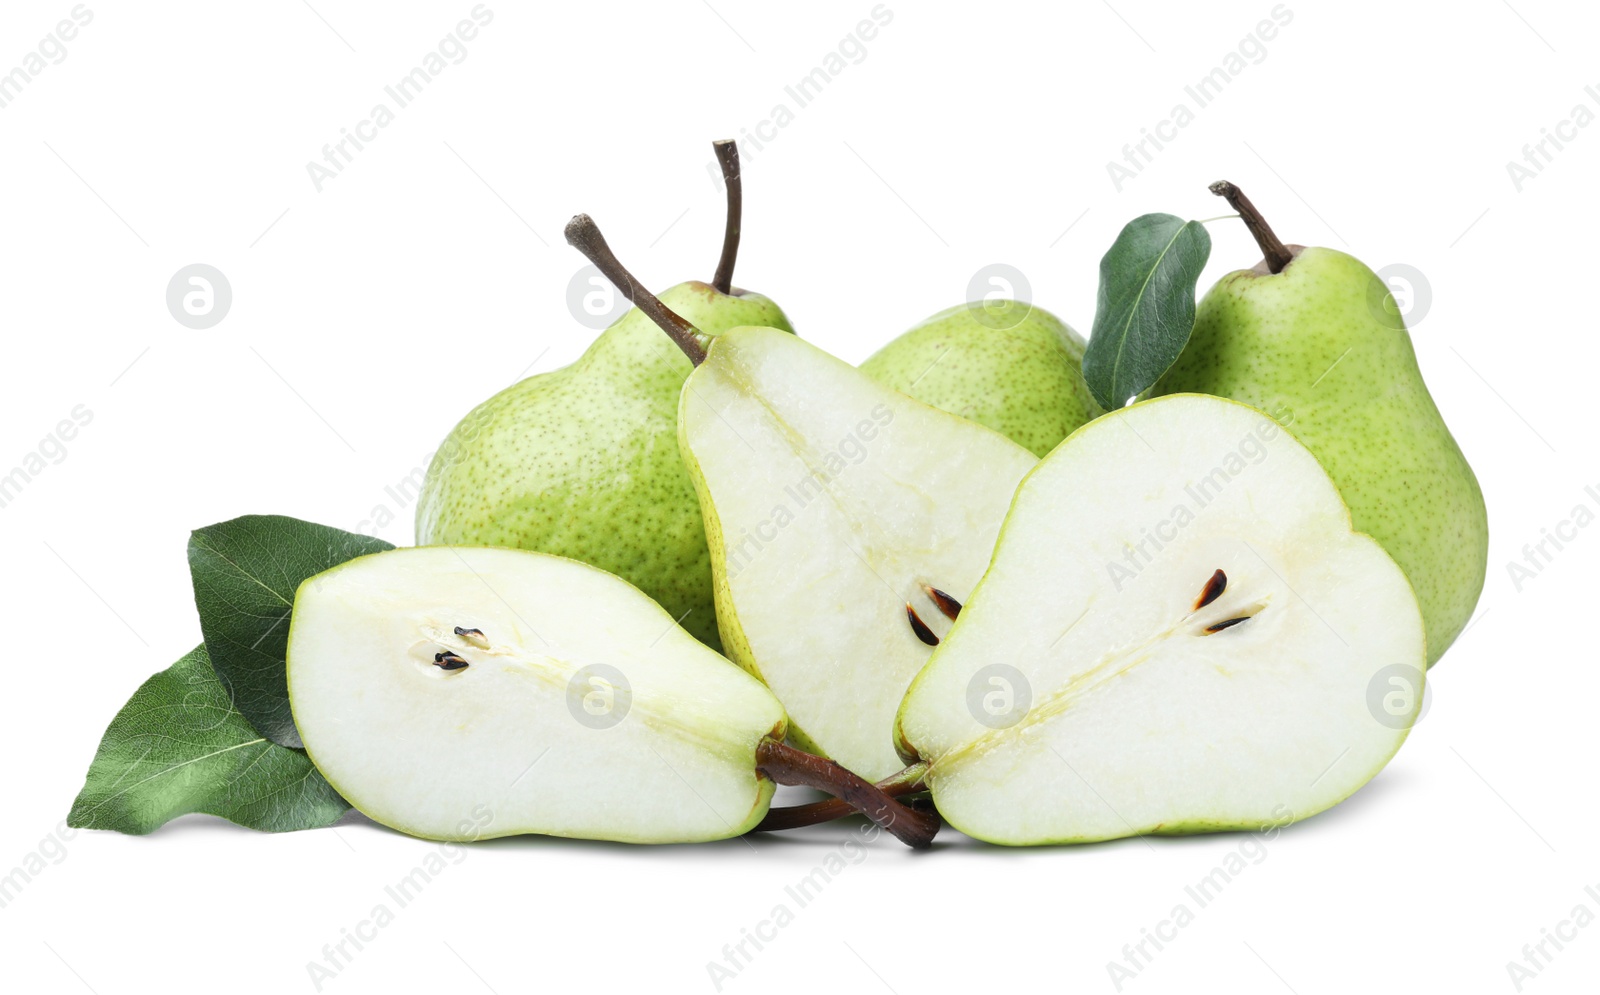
415, 282, 793, 651
679, 326, 1038, 780
895, 394, 1425, 845
1152, 196, 1486, 667
861, 300, 1101, 457
287, 546, 786, 844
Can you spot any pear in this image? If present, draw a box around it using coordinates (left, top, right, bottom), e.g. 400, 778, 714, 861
287, 546, 936, 846
1152, 182, 1487, 666
860, 301, 1101, 457
416, 142, 791, 651
893, 394, 1426, 845
565, 214, 1038, 781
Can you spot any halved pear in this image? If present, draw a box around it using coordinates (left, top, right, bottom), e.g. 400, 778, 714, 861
562, 213, 1040, 782
678, 327, 1039, 780
288, 546, 935, 846
287, 546, 789, 844
895, 394, 1426, 845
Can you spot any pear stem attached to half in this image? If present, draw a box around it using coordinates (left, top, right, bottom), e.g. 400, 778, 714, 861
753, 761, 930, 835
1209, 180, 1293, 274
711, 139, 742, 295
754, 740, 938, 849
565, 213, 708, 366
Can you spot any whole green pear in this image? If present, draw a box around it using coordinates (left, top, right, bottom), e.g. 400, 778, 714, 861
860, 301, 1101, 457
416, 141, 793, 651
1151, 183, 1486, 666
416, 283, 792, 651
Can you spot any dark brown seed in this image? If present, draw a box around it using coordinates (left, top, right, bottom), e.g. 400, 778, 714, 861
454, 626, 489, 648
906, 604, 939, 646
924, 585, 963, 621
1195, 569, 1227, 610
1204, 616, 1250, 634
434, 651, 470, 670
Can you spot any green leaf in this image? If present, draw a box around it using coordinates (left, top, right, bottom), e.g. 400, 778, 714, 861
189, 515, 392, 748
68, 645, 349, 834
1083, 213, 1213, 410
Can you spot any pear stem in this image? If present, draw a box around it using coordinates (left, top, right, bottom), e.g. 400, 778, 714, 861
1209, 181, 1292, 274
754, 741, 938, 849
564, 213, 707, 366
711, 139, 742, 295
753, 762, 929, 834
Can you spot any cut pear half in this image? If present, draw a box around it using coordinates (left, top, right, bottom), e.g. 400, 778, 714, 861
895, 394, 1426, 845
561, 212, 1037, 782
288, 546, 935, 846
679, 327, 1038, 780
288, 547, 786, 844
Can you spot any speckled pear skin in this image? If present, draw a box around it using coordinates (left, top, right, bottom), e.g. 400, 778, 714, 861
859, 301, 1102, 457
1152, 247, 1487, 666
415, 282, 794, 651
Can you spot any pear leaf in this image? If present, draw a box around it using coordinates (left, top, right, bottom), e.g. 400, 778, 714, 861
189, 515, 392, 748
67, 645, 349, 834
1083, 213, 1212, 410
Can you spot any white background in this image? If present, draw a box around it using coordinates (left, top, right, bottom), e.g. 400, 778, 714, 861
2, 1, 1594, 992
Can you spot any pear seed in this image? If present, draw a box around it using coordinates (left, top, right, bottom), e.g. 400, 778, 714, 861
434, 651, 470, 671
454, 626, 489, 648
906, 604, 939, 646
1195, 569, 1227, 610
1203, 616, 1250, 634
924, 585, 963, 621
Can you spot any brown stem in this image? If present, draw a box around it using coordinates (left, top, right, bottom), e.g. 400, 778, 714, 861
564, 214, 707, 366
754, 762, 929, 833
754, 740, 938, 849
1209, 180, 1292, 274
711, 140, 741, 295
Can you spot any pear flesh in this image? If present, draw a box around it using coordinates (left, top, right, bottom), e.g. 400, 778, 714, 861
287, 546, 786, 844
861, 301, 1101, 457
1153, 247, 1487, 666
679, 326, 1038, 780
416, 283, 794, 651
895, 394, 1425, 845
